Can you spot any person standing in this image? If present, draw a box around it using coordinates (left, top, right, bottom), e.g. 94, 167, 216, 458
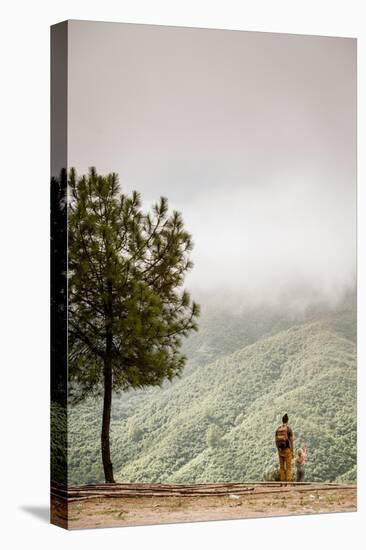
275, 413, 294, 482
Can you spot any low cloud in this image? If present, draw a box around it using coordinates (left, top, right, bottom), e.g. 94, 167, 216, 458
181, 177, 356, 311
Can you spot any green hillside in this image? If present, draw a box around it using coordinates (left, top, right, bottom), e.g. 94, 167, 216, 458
67, 308, 356, 485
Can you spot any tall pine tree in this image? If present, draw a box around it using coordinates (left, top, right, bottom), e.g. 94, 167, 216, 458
67, 168, 199, 483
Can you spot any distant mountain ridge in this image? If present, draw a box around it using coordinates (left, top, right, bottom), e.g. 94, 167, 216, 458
67, 306, 356, 485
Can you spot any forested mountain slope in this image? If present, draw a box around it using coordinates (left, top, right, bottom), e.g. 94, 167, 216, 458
67, 308, 356, 484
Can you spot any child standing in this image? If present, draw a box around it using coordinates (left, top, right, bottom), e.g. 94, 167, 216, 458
296, 446, 307, 482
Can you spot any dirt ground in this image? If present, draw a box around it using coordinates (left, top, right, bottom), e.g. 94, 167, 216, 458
51, 485, 356, 530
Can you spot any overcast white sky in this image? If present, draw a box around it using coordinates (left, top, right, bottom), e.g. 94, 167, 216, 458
67, 20, 356, 309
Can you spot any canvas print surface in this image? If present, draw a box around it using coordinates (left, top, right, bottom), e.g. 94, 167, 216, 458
50, 20, 357, 529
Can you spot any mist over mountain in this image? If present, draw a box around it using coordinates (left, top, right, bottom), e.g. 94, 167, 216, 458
183, 178, 356, 311
67, 22, 356, 317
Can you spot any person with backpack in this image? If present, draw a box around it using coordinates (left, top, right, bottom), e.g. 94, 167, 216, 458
275, 413, 294, 482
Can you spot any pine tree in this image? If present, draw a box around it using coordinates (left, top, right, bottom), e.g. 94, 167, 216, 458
67, 168, 200, 483
51, 168, 67, 406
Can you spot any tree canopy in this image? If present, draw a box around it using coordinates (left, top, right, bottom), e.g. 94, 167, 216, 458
67, 167, 199, 481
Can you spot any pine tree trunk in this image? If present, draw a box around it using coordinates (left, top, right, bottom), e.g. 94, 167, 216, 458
101, 350, 115, 483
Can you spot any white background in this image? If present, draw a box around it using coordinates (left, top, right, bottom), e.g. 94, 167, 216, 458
0, 1, 364, 549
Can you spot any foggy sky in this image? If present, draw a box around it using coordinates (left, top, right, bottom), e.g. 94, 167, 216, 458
67, 21, 356, 308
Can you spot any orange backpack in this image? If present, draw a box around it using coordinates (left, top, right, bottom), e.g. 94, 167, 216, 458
275, 424, 289, 449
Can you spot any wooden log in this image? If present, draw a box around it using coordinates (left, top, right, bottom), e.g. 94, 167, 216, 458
51, 481, 356, 503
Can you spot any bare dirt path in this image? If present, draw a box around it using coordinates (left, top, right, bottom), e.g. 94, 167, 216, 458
51, 483, 356, 529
